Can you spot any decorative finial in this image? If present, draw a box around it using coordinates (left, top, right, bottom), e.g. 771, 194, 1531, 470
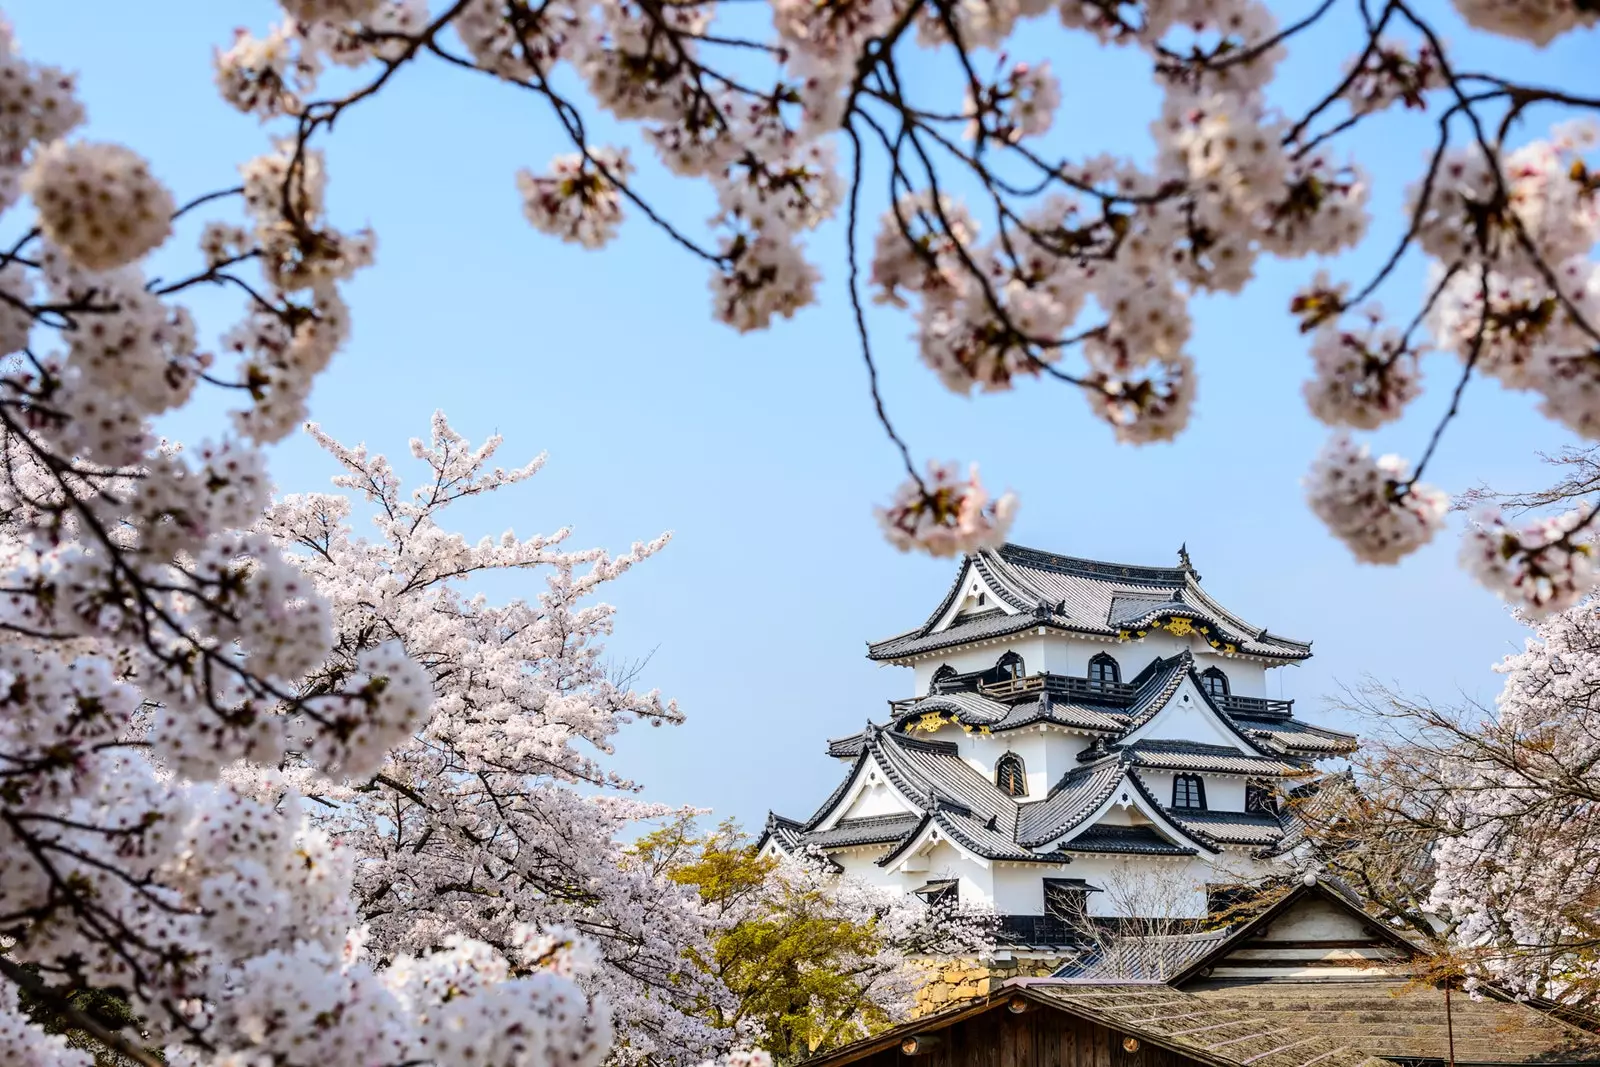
1178, 542, 1192, 570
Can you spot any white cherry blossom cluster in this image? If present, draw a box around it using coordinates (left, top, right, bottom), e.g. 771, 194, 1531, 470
517, 148, 633, 249
1302, 307, 1423, 430
1343, 38, 1440, 116
0, 17, 655, 1067
263, 414, 738, 1064
1305, 435, 1448, 564
22, 141, 174, 271
877, 461, 1018, 558
1460, 505, 1599, 618
963, 61, 1060, 144
1427, 601, 1600, 1003
1448, 0, 1596, 47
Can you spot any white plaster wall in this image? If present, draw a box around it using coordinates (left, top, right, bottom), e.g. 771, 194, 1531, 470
1138, 770, 1247, 812
987, 732, 1050, 798
911, 643, 1024, 693
1066, 856, 1212, 917
907, 633, 1278, 699
990, 865, 1065, 914
834, 851, 897, 886
1127, 679, 1246, 748
821, 836, 1279, 919
949, 726, 1090, 793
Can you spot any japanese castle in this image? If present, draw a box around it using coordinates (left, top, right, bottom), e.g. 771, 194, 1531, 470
757, 544, 1356, 951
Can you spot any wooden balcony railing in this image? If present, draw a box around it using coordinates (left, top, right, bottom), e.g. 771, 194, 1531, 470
888, 672, 1294, 718
978, 673, 1137, 704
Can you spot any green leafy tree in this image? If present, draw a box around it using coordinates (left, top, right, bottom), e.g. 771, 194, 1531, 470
631, 819, 989, 1063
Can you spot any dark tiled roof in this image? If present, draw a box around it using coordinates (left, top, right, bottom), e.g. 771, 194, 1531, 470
778, 722, 1298, 865
757, 812, 804, 854
1056, 825, 1199, 856
1188, 981, 1600, 1064
1016, 757, 1128, 847
869, 607, 1060, 660
896, 691, 1129, 734
1116, 739, 1309, 777
1235, 717, 1360, 756
994, 696, 1128, 732
1053, 929, 1231, 981
826, 732, 867, 758
870, 728, 1018, 835
1025, 985, 1389, 1067
868, 544, 1312, 663
901, 692, 1012, 724
1166, 808, 1288, 846
933, 810, 1043, 863
801, 813, 922, 849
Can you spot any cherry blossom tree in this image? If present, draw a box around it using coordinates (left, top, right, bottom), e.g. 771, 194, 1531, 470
0, 0, 1597, 1060
203, 0, 1600, 611
260, 413, 734, 1066
1293, 600, 1600, 1010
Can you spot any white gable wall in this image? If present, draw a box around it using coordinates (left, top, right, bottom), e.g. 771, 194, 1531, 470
932, 566, 1017, 631
840, 780, 919, 820
1125, 678, 1252, 750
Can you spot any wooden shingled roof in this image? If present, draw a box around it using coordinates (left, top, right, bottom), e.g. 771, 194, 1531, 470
1187, 982, 1600, 1065
800, 984, 1390, 1067
1025, 985, 1389, 1067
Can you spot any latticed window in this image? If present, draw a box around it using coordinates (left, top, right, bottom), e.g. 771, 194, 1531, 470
1245, 782, 1275, 814
1044, 880, 1090, 922
997, 650, 1025, 679
1173, 773, 1206, 810
1088, 652, 1120, 688
995, 753, 1027, 797
915, 880, 958, 910
1201, 667, 1230, 699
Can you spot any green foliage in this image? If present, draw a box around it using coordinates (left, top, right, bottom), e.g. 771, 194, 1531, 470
11, 964, 155, 1066
631, 818, 905, 1064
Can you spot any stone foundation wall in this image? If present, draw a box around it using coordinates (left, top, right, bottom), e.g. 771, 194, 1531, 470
912, 957, 1069, 1017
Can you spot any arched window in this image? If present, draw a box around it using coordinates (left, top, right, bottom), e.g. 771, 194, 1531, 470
931, 664, 957, 693
997, 651, 1025, 680
1245, 782, 1275, 814
1088, 652, 1121, 689
995, 753, 1027, 797
1172, 774, 1207, 810
1201, 667, 1230, 700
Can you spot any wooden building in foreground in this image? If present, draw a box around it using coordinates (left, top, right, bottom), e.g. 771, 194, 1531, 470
808, 879, 1600, 1067
804, 984, 1387, 1067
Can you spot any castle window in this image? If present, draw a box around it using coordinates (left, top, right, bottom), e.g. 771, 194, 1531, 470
1201, 667, 1230, 699
1172, 773, 1206, 810
915, 879, 958, 910
1044, 880, 1091, 923
977, 592, 987, 606
995, 753, 1027, 797
997, 650, 1025, 680
1088, 652, 1121, 688
1245, 782, 1275, 814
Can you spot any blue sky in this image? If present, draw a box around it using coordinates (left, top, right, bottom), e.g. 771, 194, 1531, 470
10, 1, 1596, 830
